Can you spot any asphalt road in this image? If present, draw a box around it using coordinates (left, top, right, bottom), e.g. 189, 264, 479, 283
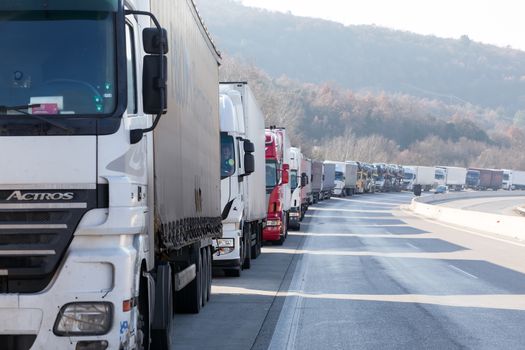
173, 192, 525, 350
438, 195, 525, 217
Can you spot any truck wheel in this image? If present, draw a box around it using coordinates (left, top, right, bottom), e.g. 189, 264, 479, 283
201, 249, 207, 307
242, 233, 251, 269
151, 264, 173, 350
137, 272, 150, 350
251, 225, 261, 259
206, 247, 212, 302
284, 213, 289, 239
175, 248, 202, 314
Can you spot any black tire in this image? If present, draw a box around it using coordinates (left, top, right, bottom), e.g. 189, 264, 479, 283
242, 233, 251, 270
224, 268, 241, 277
175, 248, 202, 314
251, 224, 262, 259
151, 264, 173, 350
201, 248, 207, 307
137, 273, 150, 350
206, 247, 212, 302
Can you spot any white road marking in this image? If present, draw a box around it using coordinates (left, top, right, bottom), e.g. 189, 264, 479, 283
448, 264, 478, 279
406, 242, 418, 250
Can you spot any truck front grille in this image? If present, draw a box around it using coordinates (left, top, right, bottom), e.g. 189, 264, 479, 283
0, 187, 107, 293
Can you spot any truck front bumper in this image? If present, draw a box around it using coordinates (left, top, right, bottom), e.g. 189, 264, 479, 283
0, 235, 140, 350
288, 207, 301, 228
212, 225, 242, 263
263, 223, 282, 241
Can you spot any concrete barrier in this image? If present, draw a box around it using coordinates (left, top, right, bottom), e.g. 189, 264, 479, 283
410, 191, 525, 241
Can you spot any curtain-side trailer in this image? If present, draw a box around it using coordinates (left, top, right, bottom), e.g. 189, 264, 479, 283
0, 1, 222, 348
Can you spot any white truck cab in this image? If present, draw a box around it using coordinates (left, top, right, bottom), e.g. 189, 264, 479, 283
214, 83, 266, 277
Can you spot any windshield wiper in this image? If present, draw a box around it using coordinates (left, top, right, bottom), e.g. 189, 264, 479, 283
0, 104, 73, 133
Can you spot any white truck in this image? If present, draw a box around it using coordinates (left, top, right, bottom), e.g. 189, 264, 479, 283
325, 161, 354, 197
502, 169, 525, 190
439, 166, 467, 191
215, 82, 266, 276
434, 168, 446, 187
289, 147, 304, 229
403, 166, 436, 192
301, 157, 313, 207
0, 1, 222, 349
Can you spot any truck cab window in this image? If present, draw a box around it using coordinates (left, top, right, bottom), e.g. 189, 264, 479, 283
290, 170, 298, 190
125, 23, 137, 115
221, 133, 235, 179
266, 161, 278, 188
0, 10, 117, 115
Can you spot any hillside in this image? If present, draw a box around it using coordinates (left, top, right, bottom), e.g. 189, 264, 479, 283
198, 0, 525, 117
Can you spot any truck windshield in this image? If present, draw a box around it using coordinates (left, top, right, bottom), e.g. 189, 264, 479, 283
290, 170, 298, 190
266, 161, 278, 188
503, 174, 510, 181
221, 133, 235, 179
404, 173, 415, 180
0, 10, 116, 116
467, 172, 480, 180
335, 171, 344, 181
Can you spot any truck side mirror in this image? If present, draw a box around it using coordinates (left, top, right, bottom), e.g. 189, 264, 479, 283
143, 28, 169, 54
243, 140, 255, 153
244, 154, 255, 175
301, 173, 307, 187
142, 27, 168, 115
143, 55, 167, 115
126, 10, 168, 144
282, 164, 290, 184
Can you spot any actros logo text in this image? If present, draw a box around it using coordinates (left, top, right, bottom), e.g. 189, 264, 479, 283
6, 191, 75, 201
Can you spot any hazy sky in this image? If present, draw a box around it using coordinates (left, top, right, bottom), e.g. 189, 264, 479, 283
241, 0, 525, 51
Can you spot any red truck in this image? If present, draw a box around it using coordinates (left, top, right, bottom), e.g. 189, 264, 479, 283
468, 168, 503, 190
264, 127, 291, 244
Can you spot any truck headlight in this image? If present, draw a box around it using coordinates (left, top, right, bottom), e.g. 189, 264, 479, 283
54, 302, 112, 336
216, 238, 234, 248
215, 238, 235, 255
267, 219, 281, 226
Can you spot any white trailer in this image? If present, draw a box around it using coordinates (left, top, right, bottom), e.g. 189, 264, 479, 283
302, 157, 313, 207
440, 166, 467, 191
412, 166, 437, 191
322, 162, 336, 199
311, 160, 323, 202
215, 82, 266, 276
346, 161, 358, 196
0, 1, 221, 348
513, 171, 525, 190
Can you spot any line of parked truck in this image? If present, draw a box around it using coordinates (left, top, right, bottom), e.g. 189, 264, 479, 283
402, 166, 525, 192
1, 1, 524, 349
